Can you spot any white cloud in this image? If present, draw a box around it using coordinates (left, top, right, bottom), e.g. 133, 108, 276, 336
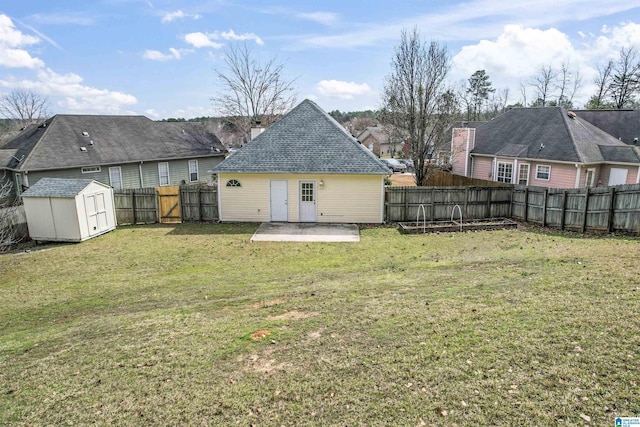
145, 108, 160, 118
316, 80, 372, 99
450, 22, 640, 107
27, 12, 95, 26
297, 12, 338, 26
184, 32, 224, 49
0, 68, 137, 114
143, 47, 189, 61
184, 30, 263, 48
0, 14, 45, 68
161, 10, 201, 23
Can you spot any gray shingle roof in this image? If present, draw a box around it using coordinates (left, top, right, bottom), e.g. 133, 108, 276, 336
21, 178, 99, 198
1, 115, 227, 171
472, 107, 639, 164
212, 99, 390, 175
575, 109, 640, 145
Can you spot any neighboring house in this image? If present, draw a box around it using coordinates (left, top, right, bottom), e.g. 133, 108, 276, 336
0, 115, 227, 198
212, 99, 390, 223
451, 107, 640, 188
357, 125, 401, 157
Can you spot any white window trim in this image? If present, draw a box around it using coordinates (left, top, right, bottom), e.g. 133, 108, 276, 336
518, 163, 530, 186
188, 159, 198, 183
536, 165, 551, 181
158, 162, 170, 186
81, 166, 101, 174
109, 166, 123, 190
585, 168, 596, 188
497, 161, 513, 183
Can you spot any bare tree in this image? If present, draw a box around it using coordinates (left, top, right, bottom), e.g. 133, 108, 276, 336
381, 28, 455, 186
587, 60, 614, 109
0, 89, 49, 129
519, 82, 528, 107
529, 65, 558, 107
211, 43, 298, 140
0, 171, 23, 252
610, 47, 640, 109
555, 62, 582, 108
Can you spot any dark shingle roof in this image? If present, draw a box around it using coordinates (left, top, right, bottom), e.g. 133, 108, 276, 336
574, 110, 640, 145
1, 115, 226, 171
472, 107, 638, 164
212, 99, 390, 175
21, 178, 99, 198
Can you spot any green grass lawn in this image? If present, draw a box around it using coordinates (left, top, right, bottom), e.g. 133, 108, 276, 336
1, 223, 639, 425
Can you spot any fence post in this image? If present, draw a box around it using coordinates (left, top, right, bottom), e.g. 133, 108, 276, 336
541, 188, 548, 227
131, 190, 137, 224
403, 187, 408, 222
486, 187, 492, 218
430, 188, 435, 221
607, 186, 616, 233
581, 188, 590, 233
560, 191, 567, 230
524, 187, 529, 222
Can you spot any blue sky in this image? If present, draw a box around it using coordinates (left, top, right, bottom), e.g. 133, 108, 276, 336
1, 0, 640, 119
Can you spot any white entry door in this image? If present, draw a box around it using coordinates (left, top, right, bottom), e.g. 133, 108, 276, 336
299, 181, 317, 222
270, 180, 288, 222
608, 168, 628, 186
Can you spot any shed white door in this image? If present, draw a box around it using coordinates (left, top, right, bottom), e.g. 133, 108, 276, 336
270, 180, 288, 222
299, 181, 317, 222
85, 192, 109, 236
608, 168, 628, 186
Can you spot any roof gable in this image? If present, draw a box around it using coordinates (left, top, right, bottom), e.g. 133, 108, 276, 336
213, 99, 389, 175
3, 115, 227, 171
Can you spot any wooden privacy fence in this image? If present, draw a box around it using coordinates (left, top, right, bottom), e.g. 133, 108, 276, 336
113, 185, 218, 225
512, 184, 640, 233
385, 186, 513, 222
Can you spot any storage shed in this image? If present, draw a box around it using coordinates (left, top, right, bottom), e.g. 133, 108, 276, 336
21, 178, 116, 242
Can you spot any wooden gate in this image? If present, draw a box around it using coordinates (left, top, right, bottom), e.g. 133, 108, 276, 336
157, 186, 181, 224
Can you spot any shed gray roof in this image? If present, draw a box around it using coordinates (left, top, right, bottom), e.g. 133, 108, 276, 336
21, 178, 102, 198
212, 99, 390, 175
0, 115, 227, 171
472, 107, 640, 164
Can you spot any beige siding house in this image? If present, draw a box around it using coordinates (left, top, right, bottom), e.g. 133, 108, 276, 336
213, 100, 390, 223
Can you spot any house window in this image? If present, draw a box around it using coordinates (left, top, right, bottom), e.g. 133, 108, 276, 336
497, 162, 513, 183
109, 166, 123, 189
585, 168, 595, 188
536, 165, 551, 181
226, 179, 241, 187
188, 160, 198, 182
518, 164, 530, 185
81, 166, 101, 174
158, 162, 170, 186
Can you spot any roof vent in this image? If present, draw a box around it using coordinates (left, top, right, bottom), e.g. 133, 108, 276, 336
90, 140, 94, 145
567, 111, 577, 119
80, 147, 87, 152
82, 131, 90, 137
634, 137, 638, 145
39, 123, 46, 128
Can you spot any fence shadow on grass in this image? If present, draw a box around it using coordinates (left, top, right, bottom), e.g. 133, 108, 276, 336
165, 223, 260, 236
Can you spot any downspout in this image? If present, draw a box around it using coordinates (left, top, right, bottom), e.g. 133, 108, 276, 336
139, 162, 144, 188
574, 164, 581, 188
636, 166, 640, 184
513, 159, 518, 184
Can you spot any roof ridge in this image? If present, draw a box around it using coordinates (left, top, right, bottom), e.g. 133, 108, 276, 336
559, 107, 586, 163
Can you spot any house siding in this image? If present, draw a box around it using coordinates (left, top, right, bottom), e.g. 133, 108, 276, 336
471, 156, 493, 181
599, 165, 639, 186
451, 128, 475, 176
20, 157, 223, 190
218, 173, 384, 223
